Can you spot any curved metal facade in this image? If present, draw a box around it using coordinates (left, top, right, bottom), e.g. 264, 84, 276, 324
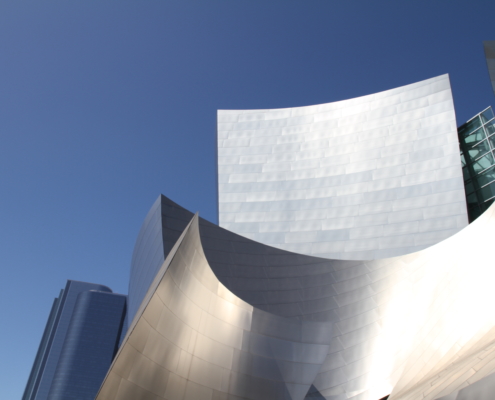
97, 215, 333, 400
437, 370, 495, 400
115, 194, 495, 400
128, 196, 165, 323
217, 75, 468, 260
128, 195, 200, 324
484, 41, 495, 96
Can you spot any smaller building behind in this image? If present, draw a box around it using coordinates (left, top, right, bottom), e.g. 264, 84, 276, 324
22, 280, 126, 400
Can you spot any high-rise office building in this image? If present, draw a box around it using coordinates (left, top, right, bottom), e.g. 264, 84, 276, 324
22, 280, 126, 400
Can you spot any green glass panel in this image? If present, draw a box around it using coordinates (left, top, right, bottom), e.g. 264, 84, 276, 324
465, 180, 474, 195
463, 166, 471, 180
479, 182, 495, 202
467, 192, 478, 207
486, 121, 495, 136
472, 153, 495, 173
463, 127, 486, 148
481, 198, 495, 211
459, 116, 482, 137
481, 108, 494, 124
476, 165, 495, 187
461, 153, 466, 167
467, 139, 490, 160
488, 134, 495, 150
469, 205, 481, 221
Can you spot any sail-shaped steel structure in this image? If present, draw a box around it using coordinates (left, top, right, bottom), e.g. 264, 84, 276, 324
217, 75, 468, 260
98, 194, 495, 400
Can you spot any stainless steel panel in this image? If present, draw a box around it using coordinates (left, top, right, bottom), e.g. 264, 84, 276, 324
218, 75, 467, 260
99, 214, 332, 400
118, 187, 495, 400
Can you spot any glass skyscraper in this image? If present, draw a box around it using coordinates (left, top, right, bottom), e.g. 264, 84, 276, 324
22, 280, 126, 400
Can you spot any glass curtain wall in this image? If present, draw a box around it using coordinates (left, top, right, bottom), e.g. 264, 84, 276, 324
459, 106, 495, 221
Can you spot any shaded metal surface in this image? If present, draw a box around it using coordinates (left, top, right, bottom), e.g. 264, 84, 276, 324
217, 74, 468, 260
123, 195, 495, 400
128, 196, 165, 323
97, 215, 333, 400
484, 41, 495, 96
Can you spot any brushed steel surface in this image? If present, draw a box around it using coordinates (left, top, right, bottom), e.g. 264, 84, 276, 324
120, 195, 495, 400
98, 214, 332, 400
217, 75, 468, 260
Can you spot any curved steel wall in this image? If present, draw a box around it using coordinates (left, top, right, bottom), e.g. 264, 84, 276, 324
97, 215, 333, 400
128, 196, 201, 323
121, 195, 495, 400
484, 41, 495, 96
437, 370, 495, 400
217, 75, 468, 260
128, 196, 165, 323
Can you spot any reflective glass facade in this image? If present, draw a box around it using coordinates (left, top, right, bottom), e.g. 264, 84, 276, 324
22, 291, 64, 400
22, 280, 126, 400
459, 107, 495, 221
48, 290, 126, 400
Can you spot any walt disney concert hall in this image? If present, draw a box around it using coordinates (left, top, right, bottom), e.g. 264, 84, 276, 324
23, 43, 495, 400
95, 66, 495, 400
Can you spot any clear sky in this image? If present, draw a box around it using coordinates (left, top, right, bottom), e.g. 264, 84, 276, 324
1, 1, 494, 398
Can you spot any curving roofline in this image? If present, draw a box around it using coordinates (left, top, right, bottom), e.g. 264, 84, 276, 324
122, 193, 495, 400
217, 74, 468, 261
97, 214, 333, 400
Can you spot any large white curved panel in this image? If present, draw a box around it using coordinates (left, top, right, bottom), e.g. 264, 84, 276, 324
217, 75, 468, 260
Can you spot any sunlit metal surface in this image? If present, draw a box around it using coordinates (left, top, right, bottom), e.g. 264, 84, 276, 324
217, 75, 468, 260
436, 370, 495, 400
97, 215, 332, 400
119, 195, 495, 400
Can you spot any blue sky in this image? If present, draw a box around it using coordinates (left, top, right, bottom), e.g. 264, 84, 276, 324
1, 1, 494, 397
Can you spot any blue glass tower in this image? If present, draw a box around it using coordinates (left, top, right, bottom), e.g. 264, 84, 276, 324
22, 280, 126, 400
